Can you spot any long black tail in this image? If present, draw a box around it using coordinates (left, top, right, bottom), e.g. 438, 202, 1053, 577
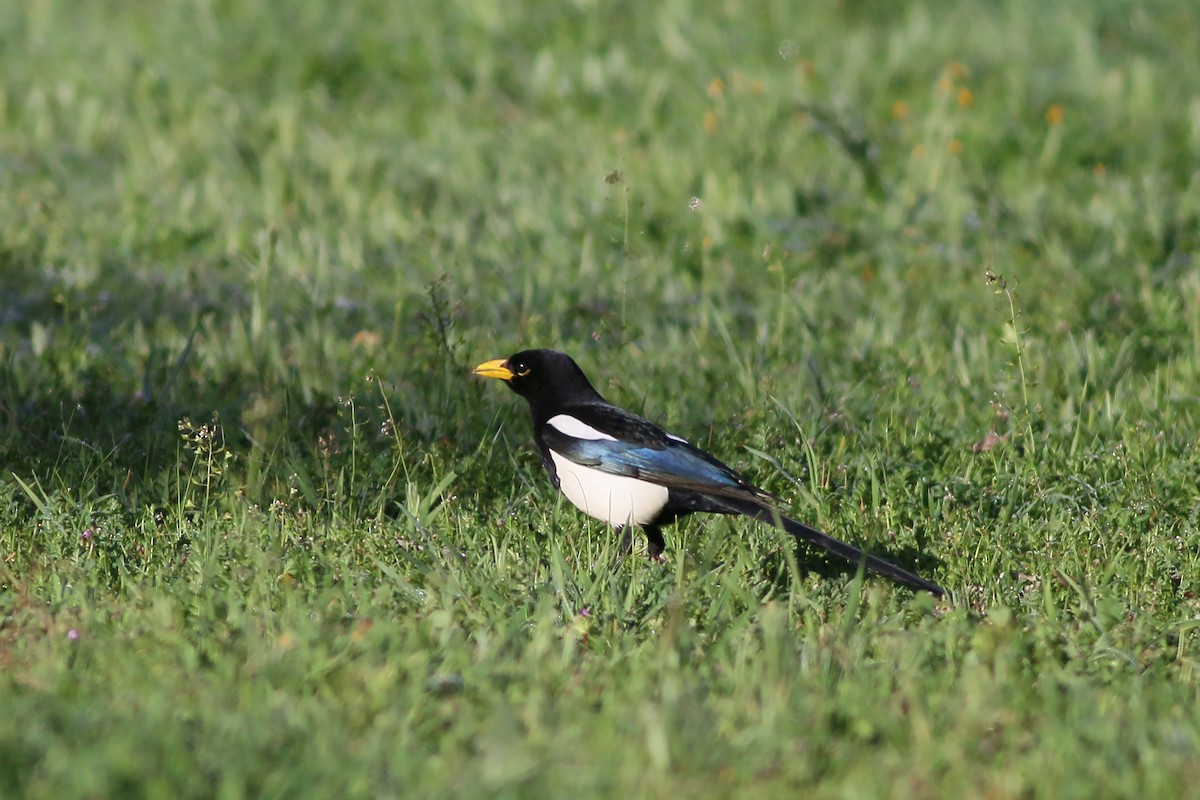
728, 499, 946, 597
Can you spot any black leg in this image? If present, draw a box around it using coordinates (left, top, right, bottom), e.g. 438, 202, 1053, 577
618, 526, 635, 557
644, 526, 666, 559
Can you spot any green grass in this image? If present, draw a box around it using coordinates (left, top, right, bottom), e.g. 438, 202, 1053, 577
3, 0, 1200, 796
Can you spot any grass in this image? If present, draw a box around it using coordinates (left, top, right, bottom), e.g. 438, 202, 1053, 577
2, 0, 1199, 796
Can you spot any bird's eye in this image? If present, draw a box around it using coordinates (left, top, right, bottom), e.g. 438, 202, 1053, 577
515, 362, 531, 377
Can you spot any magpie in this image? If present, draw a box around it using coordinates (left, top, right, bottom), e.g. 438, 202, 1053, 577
474, 349, 945, 597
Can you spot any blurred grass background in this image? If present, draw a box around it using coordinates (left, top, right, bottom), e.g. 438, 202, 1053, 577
2, 0, 1199, 796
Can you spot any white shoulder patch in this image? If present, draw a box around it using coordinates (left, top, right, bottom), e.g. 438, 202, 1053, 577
666, 432, 688, 444
547, 414, 617, 441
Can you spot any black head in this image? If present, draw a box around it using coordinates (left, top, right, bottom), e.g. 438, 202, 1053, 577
472, 349, 604, 413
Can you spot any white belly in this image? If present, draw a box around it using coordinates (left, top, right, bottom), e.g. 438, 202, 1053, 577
549, 450, 669, 527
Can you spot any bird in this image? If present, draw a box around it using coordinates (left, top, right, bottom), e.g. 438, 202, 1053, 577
473, 349, 945, 597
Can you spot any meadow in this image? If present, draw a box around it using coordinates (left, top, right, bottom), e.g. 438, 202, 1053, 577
2, 0, 1199, 796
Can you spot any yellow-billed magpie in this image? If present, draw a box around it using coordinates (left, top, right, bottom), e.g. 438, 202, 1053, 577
474, 349, 945, 597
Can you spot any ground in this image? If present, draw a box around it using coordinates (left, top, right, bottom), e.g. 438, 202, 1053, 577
1, 0, 1198, 797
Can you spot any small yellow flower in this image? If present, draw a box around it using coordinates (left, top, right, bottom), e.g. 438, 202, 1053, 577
947, 138, 963, 155
707, 78, 725, 98
352, 330, 382, 350
1045, 103, 1064, 126
891, 100, 909, 120
750, 79, 764, 96
702, 236, 713, 250
703, 109, 718, 134
351, 619, 374, 643
948, 61, 969, 78
957, 87, 974, 108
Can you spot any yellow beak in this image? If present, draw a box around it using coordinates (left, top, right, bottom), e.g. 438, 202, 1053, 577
472, 358, 514, 381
